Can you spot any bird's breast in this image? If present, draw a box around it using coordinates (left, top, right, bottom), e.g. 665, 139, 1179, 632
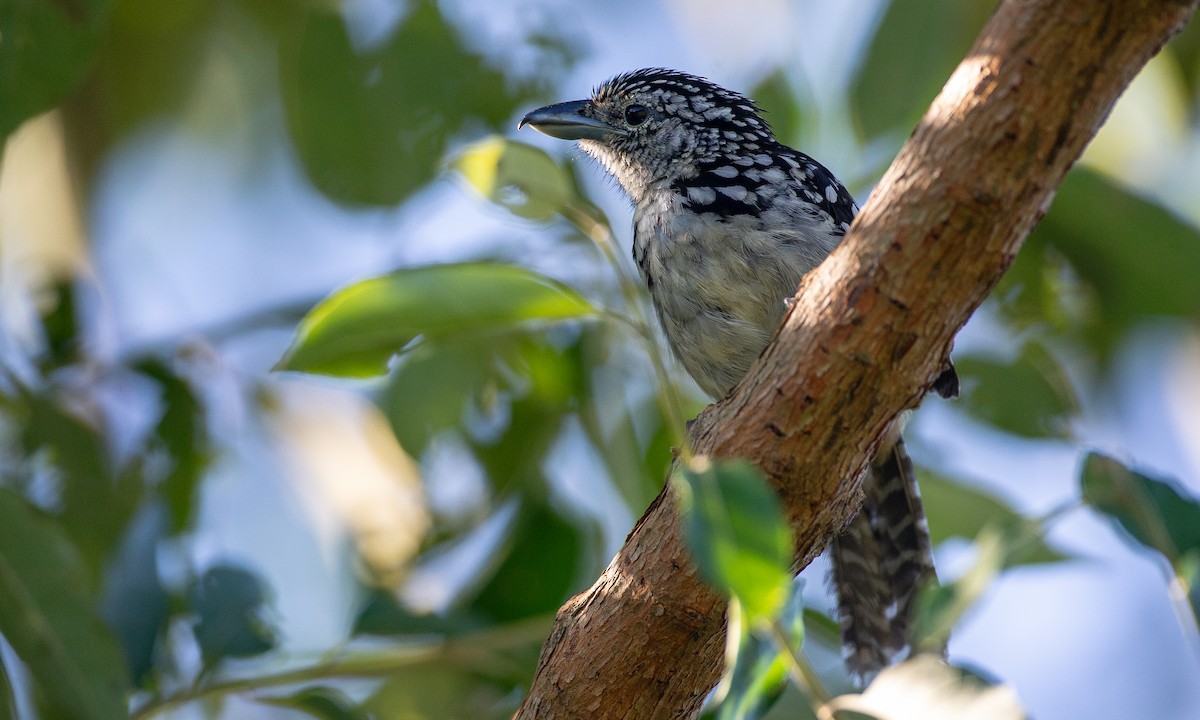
633, 198, 806, 397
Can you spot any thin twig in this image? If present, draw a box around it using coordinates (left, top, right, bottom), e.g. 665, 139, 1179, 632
130, 615, 552, 719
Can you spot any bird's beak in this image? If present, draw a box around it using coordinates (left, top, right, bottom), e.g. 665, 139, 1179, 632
518, 100, 621, 141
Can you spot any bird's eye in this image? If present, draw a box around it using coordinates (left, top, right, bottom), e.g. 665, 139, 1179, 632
624, 104, 650, 126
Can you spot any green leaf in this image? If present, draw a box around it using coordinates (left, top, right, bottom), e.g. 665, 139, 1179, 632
714, 581, 806, 720
1014, 169, 1200, 355
353, 588, 480, 637
279, 3, 528, 206
363, 665, 515, 720
1180, 552, 1200, 624
453, 137, 573, 221
912, 520, 1048, 652
851, 0, 994, 139
954, 342, 1079, 439
467, 499, 588, 623
0, 489, 130, 720
1164, 20, 1200, 126
188, 564, 277, 666
677, 459, 793, 621
1080, 453, 1200, 564
0, 0, 113, 138
801, 608, 842, 649
830, 655, 1025, 720
258, 687, 373, 720
920, 471, 1067, 566
467, 336, 589, 497
99, 504, 170, 686
37, 280, 82, 371
749, 70, 809, 149
382, 329, 587, 501
134, 359, 211, 533
81, 0, 214, 166
382, 338, 499, 454
278, 262, 598, 377
19, 390, 143, 581
574, 325, 672, 512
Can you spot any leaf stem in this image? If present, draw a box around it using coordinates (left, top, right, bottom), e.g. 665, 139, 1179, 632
766, 617, 831, 708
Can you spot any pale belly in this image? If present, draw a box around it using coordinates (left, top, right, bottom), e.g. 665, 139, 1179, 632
634, 211, 819, 398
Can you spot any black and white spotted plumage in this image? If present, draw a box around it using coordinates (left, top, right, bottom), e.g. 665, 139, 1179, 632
521, 68, 953, 680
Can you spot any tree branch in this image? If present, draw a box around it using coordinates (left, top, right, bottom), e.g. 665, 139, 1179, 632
515, 1, 1198, 718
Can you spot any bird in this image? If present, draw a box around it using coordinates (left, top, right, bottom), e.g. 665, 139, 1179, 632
519, 68, 957, 680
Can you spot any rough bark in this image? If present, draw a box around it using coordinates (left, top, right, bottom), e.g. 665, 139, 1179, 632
515, 1, 1198, 718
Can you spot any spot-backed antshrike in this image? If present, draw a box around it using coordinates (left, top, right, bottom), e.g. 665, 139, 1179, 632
520, 68, 957, 678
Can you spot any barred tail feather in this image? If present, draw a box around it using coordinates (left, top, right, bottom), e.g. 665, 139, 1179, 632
830, 436, 937, 680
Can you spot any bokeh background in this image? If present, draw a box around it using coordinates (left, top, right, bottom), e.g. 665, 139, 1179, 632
3, 0, 1200, 718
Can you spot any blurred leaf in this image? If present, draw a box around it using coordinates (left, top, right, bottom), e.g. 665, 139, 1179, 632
259, 687, 373, 720
382, 337, 500, 456
1181, 552, 1200, 624
920, 471, 1067, 566
0, 657, 13, 720
383, 328, 587, 489
0, 0, 113, 138
1014, 169, 1200, 355
991, 240, 1081, 338
802, 607, 842, 649
467, 499, 586, 623
578, 393, 668, 513
750, 70, 808, 149
954, 342, 1078, 439
912, 520, 1047, 652
714, 581, 806, 720
37, 280, 81, 370
1167, 13, 1200, 108
851, 0, 994, 139
19, 390, 143, 579
829, 655, 1025, 720
570, 324, 669, 511
61, 0, 216, 182
453, 137, 573, 221
279, 262, 597, 377
99, 504, 170, 686
0, 488, 130, 720
677, 459, 792, 621
354, 588, 480, 637
188, 564, 277, 666
280, 3, 526, 206
467, 335, 588, 497
1080, 453, 1200, 564
134, 359, 211, 532
363, 665, 514, 720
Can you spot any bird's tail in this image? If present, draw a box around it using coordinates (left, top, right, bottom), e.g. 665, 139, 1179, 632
829, 436, 937, 680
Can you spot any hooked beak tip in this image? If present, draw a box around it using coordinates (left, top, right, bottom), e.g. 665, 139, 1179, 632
517, 100, 618, 142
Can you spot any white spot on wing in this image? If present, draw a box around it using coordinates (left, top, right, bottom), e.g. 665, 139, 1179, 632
711, 166, 738, 178
687, 186, 717, 205
825, 184, 839, 204
717, 186, 749, 201
762, 167, 786, 184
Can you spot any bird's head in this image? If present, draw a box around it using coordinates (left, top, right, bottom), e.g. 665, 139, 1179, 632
519, 68, 776, 204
